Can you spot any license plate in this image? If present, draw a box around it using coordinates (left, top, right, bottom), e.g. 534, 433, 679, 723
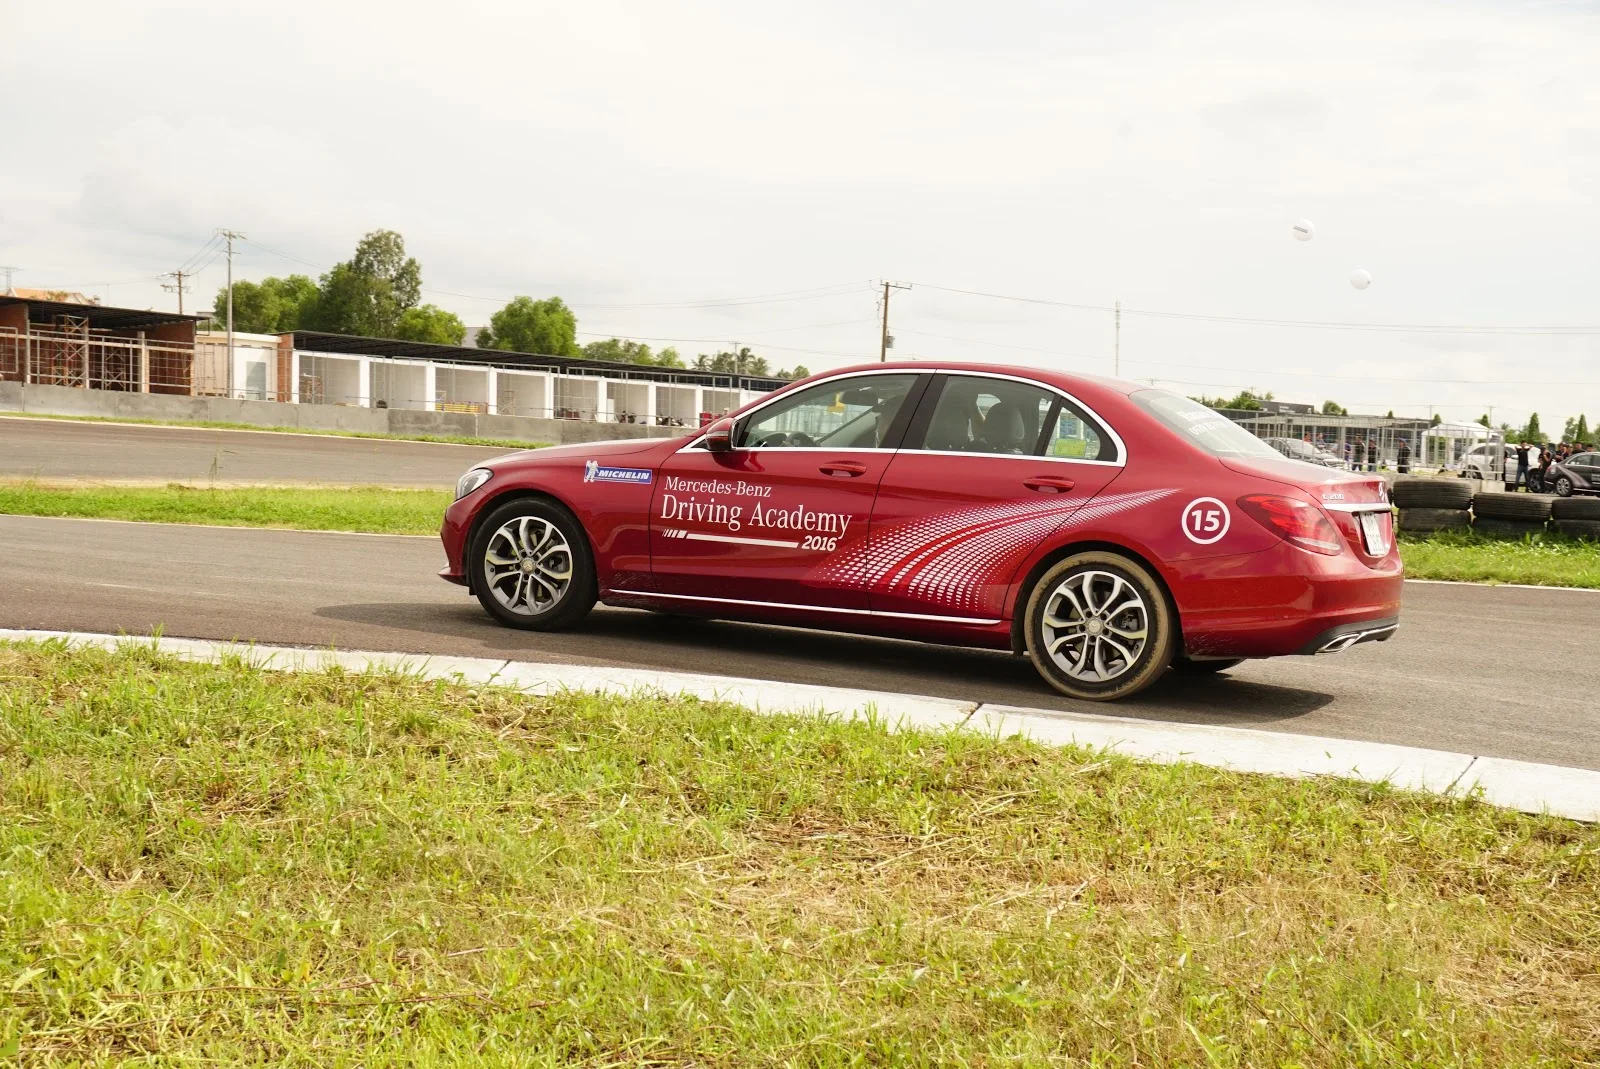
1359, 511, 1391, 555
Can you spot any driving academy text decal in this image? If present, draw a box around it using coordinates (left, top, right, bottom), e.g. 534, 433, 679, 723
657, 476, 852, 550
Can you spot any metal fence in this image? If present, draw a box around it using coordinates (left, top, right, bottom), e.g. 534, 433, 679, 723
0, 327, 194, 394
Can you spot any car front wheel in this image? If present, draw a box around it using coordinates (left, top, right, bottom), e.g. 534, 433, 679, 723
1023, 551, 1175, 701
469, 498, 597, 631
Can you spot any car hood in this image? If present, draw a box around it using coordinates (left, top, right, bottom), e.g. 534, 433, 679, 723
481, 434, 682, 470
1221, 455, 1390, 506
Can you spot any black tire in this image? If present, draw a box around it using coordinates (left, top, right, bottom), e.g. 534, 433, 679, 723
1526, 471, 1545, 494
1023, 551, 1175, 702
1397, 507, 1470, 534
1471, 492, 1553, 522
1555, 476, 1574, 498
468, 497, 598, 631
1552, 497, 1600, 521
1471, 517, 1545, 540
1553, 519, 1600, 541
1172, 656, 1244, 675
1391, 478, 1473, 509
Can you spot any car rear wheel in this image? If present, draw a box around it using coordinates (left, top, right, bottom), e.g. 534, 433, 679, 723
1556, 476, 1574, 498
470, 498, 597, 631
1023, 552, 1175, 702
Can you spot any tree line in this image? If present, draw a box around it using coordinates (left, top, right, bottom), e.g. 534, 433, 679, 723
212, 230, 806, 379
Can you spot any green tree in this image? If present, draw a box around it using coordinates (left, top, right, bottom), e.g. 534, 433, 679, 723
1430, 413, 1442, 426
393, 304, 466, 345
1475, 414, 1491, 427
212, 274, 317, 333
301, 230, 423, 338
778, 365, 810, 380
1577, 414, 1590, 443
476, 296, 579, 356
1522, 413, 1543, 441
1320, 400, 1348, 416
694, 347, 771, 375
579, 338, 683, 367
1385, 409, 1395, 419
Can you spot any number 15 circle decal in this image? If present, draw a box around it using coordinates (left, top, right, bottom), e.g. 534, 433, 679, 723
1181, 497, 1230, 545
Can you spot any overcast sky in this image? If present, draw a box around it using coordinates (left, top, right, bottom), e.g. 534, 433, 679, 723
3, 0, 1596, 428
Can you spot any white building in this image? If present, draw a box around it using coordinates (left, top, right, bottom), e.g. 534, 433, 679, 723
194, 329, 780, 426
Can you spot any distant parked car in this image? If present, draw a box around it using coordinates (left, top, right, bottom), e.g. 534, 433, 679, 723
1262, 437, 1344, 468
1459, 443, 1513, 482
1533, 452, 1600, 497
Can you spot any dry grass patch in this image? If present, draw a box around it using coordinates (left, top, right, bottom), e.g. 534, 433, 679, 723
0, 641, 1596, 1066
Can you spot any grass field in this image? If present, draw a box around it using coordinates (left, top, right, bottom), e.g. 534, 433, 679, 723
1, 641, 1596, 1065
0, 410, 549, 450
0, 482, 450, 535
4, 481, 1600, 589
1399, 530, 1600, 589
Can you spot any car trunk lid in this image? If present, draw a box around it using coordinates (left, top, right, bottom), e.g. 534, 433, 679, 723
1221, 456, 1393, 561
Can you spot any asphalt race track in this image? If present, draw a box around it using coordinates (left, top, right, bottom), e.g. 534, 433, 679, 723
2, 513, 1596, 771
0, 416, 523, 487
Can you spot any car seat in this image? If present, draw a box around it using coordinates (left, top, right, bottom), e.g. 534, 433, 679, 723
976, 401, 1030, 454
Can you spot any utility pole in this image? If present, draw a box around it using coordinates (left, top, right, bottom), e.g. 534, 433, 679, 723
160, 269, 192, 314
878, 281, 911, 362
217, 229, 246, 398
0, 266, 17, 296
1114, 300, 1121, 377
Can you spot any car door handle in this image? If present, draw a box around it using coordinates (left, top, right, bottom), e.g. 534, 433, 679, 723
819, 461, 869, 477
1023, 475, 1076, 493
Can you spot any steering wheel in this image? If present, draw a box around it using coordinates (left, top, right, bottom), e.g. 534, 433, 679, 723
786, 432, 816, 447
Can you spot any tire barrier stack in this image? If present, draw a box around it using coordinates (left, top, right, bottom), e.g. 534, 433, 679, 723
1393, 479, 1472, 534
1552, 496, 1600, 541
1469, 492, 1552, 539
1392, 479, 1600, 540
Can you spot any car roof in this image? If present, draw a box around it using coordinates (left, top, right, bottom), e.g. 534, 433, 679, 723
807, 360, 1145, 397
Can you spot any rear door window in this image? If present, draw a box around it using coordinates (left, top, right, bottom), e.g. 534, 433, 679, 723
910, 375, 1115, 462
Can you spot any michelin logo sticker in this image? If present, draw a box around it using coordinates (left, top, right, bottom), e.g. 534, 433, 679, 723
583, 460, 653, 485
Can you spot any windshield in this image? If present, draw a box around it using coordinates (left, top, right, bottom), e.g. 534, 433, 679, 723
1131, 389, 1282, 459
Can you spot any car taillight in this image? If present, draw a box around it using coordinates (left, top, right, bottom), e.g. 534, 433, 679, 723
1237, 494, 1344, 556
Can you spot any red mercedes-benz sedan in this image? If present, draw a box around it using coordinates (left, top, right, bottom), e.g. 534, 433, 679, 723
439, 363, 1401, 701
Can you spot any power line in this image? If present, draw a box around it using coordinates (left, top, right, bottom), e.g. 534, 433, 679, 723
241, 239, 872, 312
897, 328, 1600, 386
909, 281, 1600, 336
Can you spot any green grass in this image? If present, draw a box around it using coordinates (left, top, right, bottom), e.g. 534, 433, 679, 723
1400, 530, 1600, 589
1, 642, 1597, 1066
0, 482, 449, 535
0, 410, 550, 450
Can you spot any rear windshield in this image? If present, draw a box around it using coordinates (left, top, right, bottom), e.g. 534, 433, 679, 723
1130, 389, 1282, 459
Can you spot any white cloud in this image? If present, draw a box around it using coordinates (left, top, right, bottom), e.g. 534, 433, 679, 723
0, 0, 1596, 423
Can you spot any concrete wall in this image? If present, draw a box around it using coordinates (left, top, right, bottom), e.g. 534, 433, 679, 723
0, 381, 679, 444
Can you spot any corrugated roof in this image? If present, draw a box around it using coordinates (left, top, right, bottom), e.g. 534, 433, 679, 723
289, 330, 791, 391
0, 295, 204, 332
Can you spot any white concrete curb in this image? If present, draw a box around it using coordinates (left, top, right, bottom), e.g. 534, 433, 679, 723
3, 629, 1595, 823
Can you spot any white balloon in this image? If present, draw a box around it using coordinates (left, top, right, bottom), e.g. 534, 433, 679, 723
1350, 268, 1372, 290
1292, 218, 1315, 242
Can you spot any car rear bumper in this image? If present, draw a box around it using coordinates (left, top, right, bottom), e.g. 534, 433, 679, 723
1295, 617, 1398, 654
1171, 541, 1403, 659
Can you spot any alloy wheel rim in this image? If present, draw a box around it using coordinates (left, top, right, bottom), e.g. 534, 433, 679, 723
1041, 569, 1150, 683
483, 516, 574, 616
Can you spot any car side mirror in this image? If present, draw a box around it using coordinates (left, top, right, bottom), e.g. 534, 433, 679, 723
702, 417, 736, 452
